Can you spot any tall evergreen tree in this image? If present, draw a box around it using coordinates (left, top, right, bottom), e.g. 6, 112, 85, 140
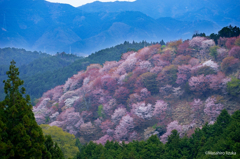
0, 60, 48, 158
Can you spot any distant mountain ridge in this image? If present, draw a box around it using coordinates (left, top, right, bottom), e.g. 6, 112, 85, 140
0, 0, 239, 55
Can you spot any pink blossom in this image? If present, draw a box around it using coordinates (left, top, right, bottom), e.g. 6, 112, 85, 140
189, 37, 206, 48
217, 48, 228, 61
189, 58, 199, 66
201, 39, 215, 50
114, 114, 134, 141
95, 135, 113, 145
206, 72, 225, 91
63, 71, 85, 92
42, 85, 64, 101
176, 65, 191, 85
116, 53, 137, 74
218, 37, 227, 47
114, 87, 130, 104
203, 60, 219, 71
106, 129, 115, 136
229, 46, 240, 59
160, 121, 182, 143
150, 66, 163, 74
103, 99, 117, 116
118, 73, 127, 85
128, 131, 139, 141
226, 37, 237, 49
188, 75, 208, 94
153, 100, 168, 117
100, 120, 114, 133
111, 107, 127, 124
131, 102, 153, 119
138, 60, 152, 71
94, 118, 102, 126
204, 97, 224, 120
100, 61, 122, 73
151, 54, 170, 67
140, 88, 151, 98
177, 40, 192, 55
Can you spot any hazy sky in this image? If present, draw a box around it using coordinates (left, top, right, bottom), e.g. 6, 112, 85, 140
46, 0, 136, 7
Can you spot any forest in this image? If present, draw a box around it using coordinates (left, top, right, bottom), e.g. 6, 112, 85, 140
1, 25, 240, 158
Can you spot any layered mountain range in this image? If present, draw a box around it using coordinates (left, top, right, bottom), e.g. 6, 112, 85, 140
33, 35, 240, 144
1, 0, 239, 55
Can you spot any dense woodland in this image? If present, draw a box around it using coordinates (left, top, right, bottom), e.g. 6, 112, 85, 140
0, 41, 155, 102
1, 26, 240, 158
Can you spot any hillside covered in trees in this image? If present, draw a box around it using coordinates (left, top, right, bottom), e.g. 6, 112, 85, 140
0, 41, 152, 102
33, 26, 240, 151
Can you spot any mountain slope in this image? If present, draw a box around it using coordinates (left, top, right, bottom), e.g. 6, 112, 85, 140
0, 0, 226, 55
33, 35, 240, 144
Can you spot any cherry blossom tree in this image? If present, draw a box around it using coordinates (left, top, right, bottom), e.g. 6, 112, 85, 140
95, 135, 113, 145
42, 85, 64, 101
63, 71, 85, 92
202, 60, 219, 71
218, 37, 227, 47
114, 114, 134, 141
173, 55, 191, 65
206, 72, 225, 91
176, 65, 191, 85
131, 102, 153, 120
100, 120, 114, 133
150, 54, 170, 67
116, 53, 137, 74
111, 107, 127, 124
221, 56, 240, 73
188, 75, 208, 95
153, 100, 168, 121
229, 46, 240, 59
189, 37, 206, 49
150, 66, 163, 74
128, 131, 139, 141
100, 61, 121, 73
201, 39, 215, 50
204, 97, 224, 120
114, 87, 130, 104
103, 99, 117, 117
226, 37, 237, 49
138, 60, 152, 71
177, 40, 192, 55
189, 58, 199, 66
160, 120, 182, 143
217, 48, 228, 61
101, 74, 117, 92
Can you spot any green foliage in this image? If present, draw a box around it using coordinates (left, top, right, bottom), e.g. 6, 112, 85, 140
161, 65, 178, 86
1, 41, 150, 103
209, 45, 219, 60
227, 77, 240, 97
97, 105, 105, 118
40, 124, 79, 159
74, 109, 240, 159
45, 135, 65, 159
192, 32, 206, 38
161, 45, 166, 50
235, 38, 240, 46
0, 60, 48, 158
193, 65, 217, 76
140, 72, 158, 95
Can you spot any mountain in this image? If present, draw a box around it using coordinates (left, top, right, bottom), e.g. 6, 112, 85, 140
33, 35, 240, 144
79, 0, 240, 25
0, 0, 228, 55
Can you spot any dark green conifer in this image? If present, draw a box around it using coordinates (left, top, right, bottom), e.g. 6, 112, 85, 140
0, 60, 47, 158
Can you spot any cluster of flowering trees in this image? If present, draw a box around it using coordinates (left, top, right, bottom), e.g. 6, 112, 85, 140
33, 34, 240, 145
